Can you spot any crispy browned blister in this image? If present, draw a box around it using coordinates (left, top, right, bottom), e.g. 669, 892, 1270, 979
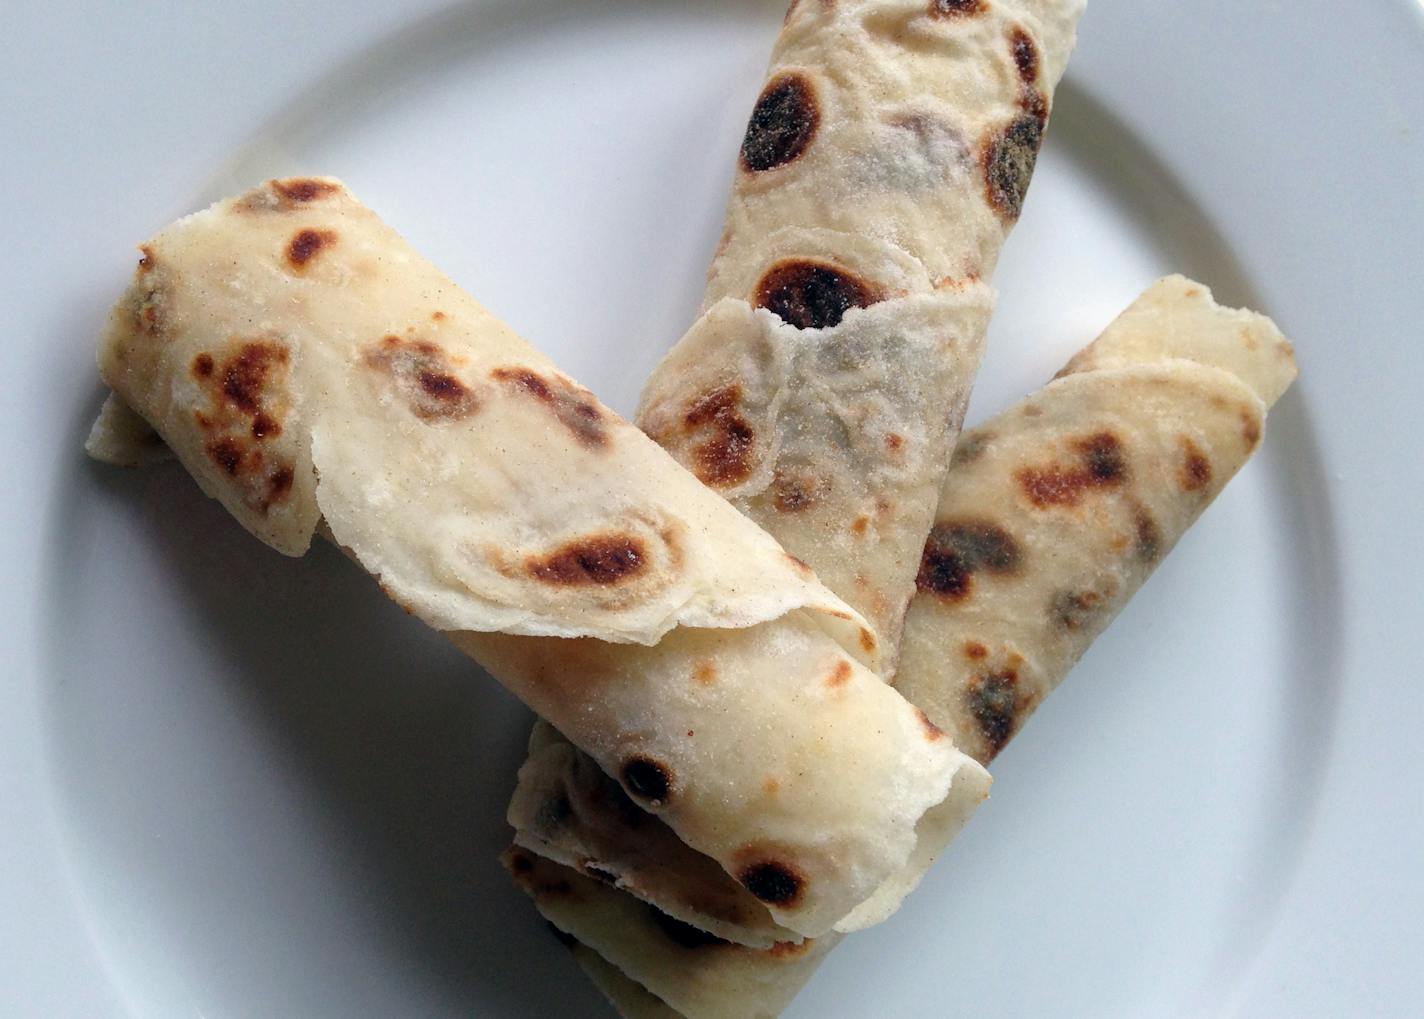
88, 178, 989, 940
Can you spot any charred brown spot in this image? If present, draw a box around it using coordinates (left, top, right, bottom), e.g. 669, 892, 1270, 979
859, 628, 877, 655
917, 708, 946, 741
1082, 433, 1127, 481
286, 228, 337, 269
1017, 432, 1129, 508
684, 385, 756, 487
1052, 589, 1106, 631
771, 471, 826, 513
694, 661, 717, 685
431, 310, 446, 321
251, 413, 281, 440
651, 908, 729, 950
1010, 27, 1050, 119
266, 467, 294, 503
826, 660, 854, 689
1242, 410, 1262, 449
763, 777, 781, 795
741, 72, 820, 173
365, 336, 479, 422
929, 0, 988, 16
850, 516, 871, 536
1010, 26, 1040, 84
965, 641, 989, 660
494, 367, 552, 402
138, 246, 156, 272
917, 520, 1023, 601
1179, 437, 1213, 492
206, 438, 245, 476
738, 861, 805, 907
221, 343, 289, 416
419, 370, 468, 403
527, 534, 648, 586
1134, 507, 1163, 564
982, 114, 1044, 222
492, 367, 608, 449
622, 756, 672, 806
190, 340, 295, 514
1020, 86, 1050, 123
966, 669, 1022, 758
754, 259, 882, 330
885, 433, 905, 452
271, 178, 339, 203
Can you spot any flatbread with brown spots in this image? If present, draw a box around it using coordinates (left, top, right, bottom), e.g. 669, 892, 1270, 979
641, 0, 1085, 663
88, 178, 989, 939
897, 275, 1297, 762
516, 278, 1297, 1017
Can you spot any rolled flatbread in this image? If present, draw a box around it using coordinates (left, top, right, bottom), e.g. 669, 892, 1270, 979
897, 275, 1298, 762
88, 178, 989, 938
513, 278, 1297, 1016
640, 0, 1084, 657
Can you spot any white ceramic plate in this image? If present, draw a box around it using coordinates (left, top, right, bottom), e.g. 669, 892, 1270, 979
5, 1, 1423, 1016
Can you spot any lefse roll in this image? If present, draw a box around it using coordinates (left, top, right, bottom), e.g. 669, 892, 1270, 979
641, 0, 1085, 658
86, 178, 989, 939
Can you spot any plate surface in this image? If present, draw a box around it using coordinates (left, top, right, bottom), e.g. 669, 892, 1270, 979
4, 1, 1423, 1016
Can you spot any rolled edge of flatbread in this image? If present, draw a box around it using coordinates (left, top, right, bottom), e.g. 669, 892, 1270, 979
92, 177, 987, 937
505, 848, 840, 1019
571, 942, 685, 1019
509, 721, 799, 949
